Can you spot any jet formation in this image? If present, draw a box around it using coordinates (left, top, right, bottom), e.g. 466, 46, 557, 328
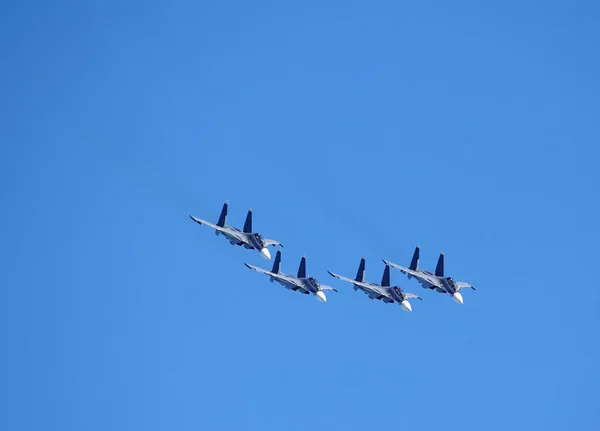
190, 201, 477, 311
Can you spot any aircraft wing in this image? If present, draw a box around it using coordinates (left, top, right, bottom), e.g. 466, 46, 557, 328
189, 215, 222, 230
244, 263, 276, 277
403, 292, 424, 301
189, 216, 246, 242
455, 281, 476, 291
328, 271, 389, 299
245, 264, 307, 291
319, 285, 338, 293
327, 271, 359, 285
383, 260, 439, 288
263, 238, 284, 248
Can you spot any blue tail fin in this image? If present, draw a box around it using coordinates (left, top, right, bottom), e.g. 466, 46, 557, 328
409, 246, 420, 271
381, 264, 391, 287
435, 253, 444, 277
217, 202, 228, 227
355, 257, 366, 282
243, 209, 253, 233
297, 256, 306, 278
271, 250, 281, 274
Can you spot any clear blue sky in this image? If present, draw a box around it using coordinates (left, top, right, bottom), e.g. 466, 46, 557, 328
1, 1, 599, 430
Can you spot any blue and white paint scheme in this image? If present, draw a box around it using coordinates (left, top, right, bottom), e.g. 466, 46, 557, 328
384, 246, 476, 304
245, 251, 338, 303
327, 257, 422, 312
190, 201, 283, 260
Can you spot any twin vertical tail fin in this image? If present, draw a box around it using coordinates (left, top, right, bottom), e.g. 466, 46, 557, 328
435, 253, 444, 277
243, 209, 253, 233
381, 264, 391, 287
270, 250, 281, 277
217, 202, 228, 227
297, 256, 307, 278
354, 257, 366, 290
407, 245, 420, 279
409, 246, 420, 271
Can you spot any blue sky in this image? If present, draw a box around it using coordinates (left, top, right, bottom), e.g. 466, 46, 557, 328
1, 1, 599, 430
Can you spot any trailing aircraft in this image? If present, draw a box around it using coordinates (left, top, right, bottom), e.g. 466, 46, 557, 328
245, 250, 338, 302
327, 257, 422, 312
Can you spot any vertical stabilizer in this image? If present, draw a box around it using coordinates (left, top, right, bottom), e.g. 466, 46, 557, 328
355, 257, 366, 282
297, 256, 306, 278
435, 253, 444, 277
409, 246, 420, 271
381, 264, 391, 287
243, 209, 253, 233
271, 250, 281, 274
217, 202, 228, 227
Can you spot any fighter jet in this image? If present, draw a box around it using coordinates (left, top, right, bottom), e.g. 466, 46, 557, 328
244, 250, 338, 302
327, 257, 422, 312
189, 201, 283, 260
383, 246, 476, 304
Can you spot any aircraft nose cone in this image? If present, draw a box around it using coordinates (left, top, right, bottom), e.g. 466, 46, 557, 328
452, 292, 464, 304
400, 300, 412, 312
260, 247, 271, 260
315, 291, 327, 303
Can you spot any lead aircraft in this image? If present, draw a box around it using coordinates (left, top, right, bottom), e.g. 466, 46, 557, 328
383, 246, 476, 304
189, 201, 283, 260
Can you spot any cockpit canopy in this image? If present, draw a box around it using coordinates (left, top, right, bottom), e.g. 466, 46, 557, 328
392, 286, 403, 297
253, 233, 264, 245
446, 277, 456, 286
308, 277, 320, 288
